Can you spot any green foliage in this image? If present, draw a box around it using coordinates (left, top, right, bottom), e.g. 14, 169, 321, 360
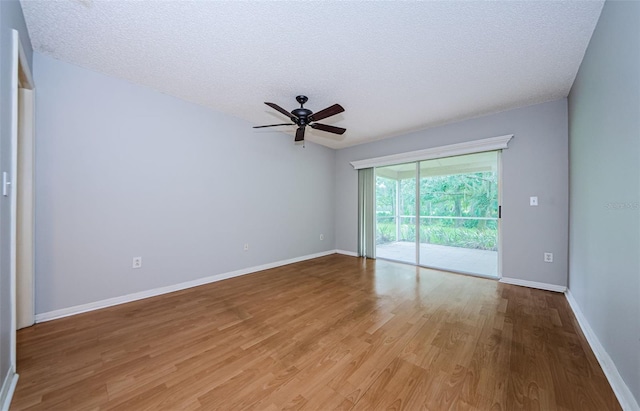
376, 221, 396, 243
401, 221, 415, 242
375, 166, 499, 250
377, 170, 498, 220
419, 224, 497, 250
376, 221, 497, 250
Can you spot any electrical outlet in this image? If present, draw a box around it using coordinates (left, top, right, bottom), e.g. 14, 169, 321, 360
320, 234, 324, 241
544, 252, 553, 263
132, 256, 142, 269
244, 243, 249, 251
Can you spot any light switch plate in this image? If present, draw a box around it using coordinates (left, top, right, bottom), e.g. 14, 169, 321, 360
530, 196, 538, 206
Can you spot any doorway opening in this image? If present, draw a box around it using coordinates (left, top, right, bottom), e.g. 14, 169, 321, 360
375, 151, 500, 278
8, 30, 36, 378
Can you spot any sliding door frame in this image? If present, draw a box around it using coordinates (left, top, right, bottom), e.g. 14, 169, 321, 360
374, 150, 503, 279
414, 163, 420, 265
497, 151, 503, 280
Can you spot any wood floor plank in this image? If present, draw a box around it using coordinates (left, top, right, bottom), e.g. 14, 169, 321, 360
11, 255, 621, 410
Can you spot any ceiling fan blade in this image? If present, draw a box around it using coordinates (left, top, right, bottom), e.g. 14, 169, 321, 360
253, 123, 294, 129
295, 127, 305, 142
309, 104, 344, 122
310, 123, 346, 135
265, 102, 294, 119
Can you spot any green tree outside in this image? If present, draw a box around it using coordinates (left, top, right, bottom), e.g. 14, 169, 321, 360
376, 170, 498, 250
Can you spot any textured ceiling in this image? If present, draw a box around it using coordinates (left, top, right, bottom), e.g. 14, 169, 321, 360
21, 0, 603, 149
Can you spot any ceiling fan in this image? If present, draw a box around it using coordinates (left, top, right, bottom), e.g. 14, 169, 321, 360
254, 95, 346, 142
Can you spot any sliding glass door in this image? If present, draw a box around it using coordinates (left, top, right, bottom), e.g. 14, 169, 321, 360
375, 151, 499, 278
418, 152, 499, 277
375, 163, 416, 264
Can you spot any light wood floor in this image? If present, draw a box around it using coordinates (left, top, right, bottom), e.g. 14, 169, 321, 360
11, 255, 620, 410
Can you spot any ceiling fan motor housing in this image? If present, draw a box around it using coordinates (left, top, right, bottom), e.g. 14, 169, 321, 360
291, 108, 312, 126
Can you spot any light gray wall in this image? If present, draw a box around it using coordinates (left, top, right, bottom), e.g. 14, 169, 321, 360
33, 53, 335, 314
0, 0, 32, 392
335, 99, 569, 286
568, 0, 640, 405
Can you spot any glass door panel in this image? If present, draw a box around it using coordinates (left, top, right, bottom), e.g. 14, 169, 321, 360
375, 163, 416, 264
418, 152, 499, 277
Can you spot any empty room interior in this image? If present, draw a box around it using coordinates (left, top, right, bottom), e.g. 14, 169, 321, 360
1, 0, 639, 410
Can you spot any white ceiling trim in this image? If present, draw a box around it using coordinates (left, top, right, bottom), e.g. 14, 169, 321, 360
350, 134, 513, 170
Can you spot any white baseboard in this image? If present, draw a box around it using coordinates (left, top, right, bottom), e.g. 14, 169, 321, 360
335, 249, 359, 257
1, 369, 18, 411
499, 277, 566, 293
35, 250, 338, 323
565, 290, 639, 411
